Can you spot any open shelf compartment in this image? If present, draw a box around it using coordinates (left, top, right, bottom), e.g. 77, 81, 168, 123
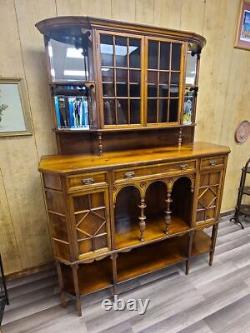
115, 177, 193, 249
117, 230, 211, 283
60, 229, 211, 296
61, 257, 113, 296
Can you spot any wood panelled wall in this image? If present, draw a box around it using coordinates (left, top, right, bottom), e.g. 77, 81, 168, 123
0, 0, 249, 275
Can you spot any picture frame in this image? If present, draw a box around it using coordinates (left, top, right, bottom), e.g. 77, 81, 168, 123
0, 78, 32, 137
235, 0, 250, 50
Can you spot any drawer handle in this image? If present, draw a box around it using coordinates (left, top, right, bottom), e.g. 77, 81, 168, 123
124, 171, 135, 179
209, 160, 217, 166
180, 163, 188, 170
81, 177, 95, 185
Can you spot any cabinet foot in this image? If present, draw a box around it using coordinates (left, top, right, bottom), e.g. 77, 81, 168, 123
60, 292, 68, 308
76, 298, 82, 317
72, 264, 82, 316
185, 260, 190, 275
209, 251, 214, 266
111, 284, 117, 297
209, 224, 218, 266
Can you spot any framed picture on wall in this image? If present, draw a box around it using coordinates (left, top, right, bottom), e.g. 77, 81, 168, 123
235, 0, 250, 50
0, 78, 32, 137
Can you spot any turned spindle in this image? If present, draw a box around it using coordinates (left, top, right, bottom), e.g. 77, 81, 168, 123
164, 188, 172, 234
138, 198, 146, 241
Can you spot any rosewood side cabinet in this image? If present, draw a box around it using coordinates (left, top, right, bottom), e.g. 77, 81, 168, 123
36, 17, 230, 316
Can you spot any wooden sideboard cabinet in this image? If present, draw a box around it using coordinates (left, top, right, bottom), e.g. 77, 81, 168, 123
39, 143, 229, 315
36, 16, 230, 316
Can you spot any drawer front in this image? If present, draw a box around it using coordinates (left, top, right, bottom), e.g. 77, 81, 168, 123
67, 172, 108, 191
200, 156, 225, 170
114, 160, 196, 182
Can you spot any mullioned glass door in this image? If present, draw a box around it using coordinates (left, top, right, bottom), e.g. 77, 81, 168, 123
146, 37, 183, 125
98, 31, 144, 127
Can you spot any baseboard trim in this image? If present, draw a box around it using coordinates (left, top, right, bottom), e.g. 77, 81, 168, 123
6, 261, 55, 280
220, 209, 235, 217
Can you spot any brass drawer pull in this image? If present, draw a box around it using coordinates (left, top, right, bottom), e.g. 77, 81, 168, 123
209, 160, 217, 166
81, 177, 95, 185
180, 163, 188, 170
124, 171, 135, 179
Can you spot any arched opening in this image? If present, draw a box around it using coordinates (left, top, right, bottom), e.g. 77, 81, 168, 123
145, 181, 167, 220
171, 177, 192, 225
115, 186, 140, 248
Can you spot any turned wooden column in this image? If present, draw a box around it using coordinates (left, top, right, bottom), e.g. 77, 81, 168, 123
138, 198, 146, 241
178, 127, 183, 148
164, 182, 173, 234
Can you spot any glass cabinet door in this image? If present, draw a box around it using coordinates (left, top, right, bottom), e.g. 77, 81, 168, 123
183, 43, 199, 125
99, 32, 143, 126
47, 29, 92, 82
146, 38, 183, 125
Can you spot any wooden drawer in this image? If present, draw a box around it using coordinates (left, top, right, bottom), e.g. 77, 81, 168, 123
114, 160, 196, 181
67, 172, 107, 191
200, 156, 225, 170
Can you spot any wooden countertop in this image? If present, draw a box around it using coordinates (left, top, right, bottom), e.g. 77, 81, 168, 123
39, 142, 230, 174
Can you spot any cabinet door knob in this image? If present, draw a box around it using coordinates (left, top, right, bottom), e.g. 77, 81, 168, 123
124, 171, 135, 179
81, 177, 95, 185
209, 160, 217, 166
180, 163, 188, 170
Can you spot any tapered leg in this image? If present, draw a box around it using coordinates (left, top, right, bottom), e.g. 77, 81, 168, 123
186, 231, 194, 275
72, 264, 82, 316
55, 261, 67, 308
111, 254, 118, 300
209, 224, 219, 266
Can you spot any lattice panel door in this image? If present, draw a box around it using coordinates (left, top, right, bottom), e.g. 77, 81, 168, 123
72, 189, 110, 257
196, 171, 222, 224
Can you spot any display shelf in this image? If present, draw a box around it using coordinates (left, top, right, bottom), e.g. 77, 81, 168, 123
62, 258, 113, 296
117, 237, 186, 282
115, 216, 190, 250
54, 123, 197, 134
117, 230, 210, 283
49, 81, 95, 86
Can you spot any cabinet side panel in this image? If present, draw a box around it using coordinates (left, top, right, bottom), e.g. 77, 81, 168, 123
43, 174, 62, 190
44, 188, 71, 261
